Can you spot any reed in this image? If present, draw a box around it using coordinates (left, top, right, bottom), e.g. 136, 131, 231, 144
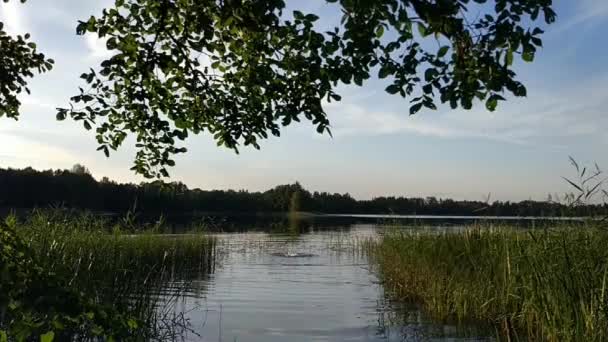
371, 224, 608, 341
1, 210, 216, 341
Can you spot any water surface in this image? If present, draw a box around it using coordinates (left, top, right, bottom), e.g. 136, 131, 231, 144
170, 224, 493, 341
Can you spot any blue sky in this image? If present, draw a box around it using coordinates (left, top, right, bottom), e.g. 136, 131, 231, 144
0, 1, 607, 201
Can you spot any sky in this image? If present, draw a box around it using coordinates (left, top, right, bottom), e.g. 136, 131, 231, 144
0, 1, 607, 201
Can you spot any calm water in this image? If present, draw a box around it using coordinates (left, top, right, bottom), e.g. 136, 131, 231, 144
158, 212, 584, 234
166, 222, 495, 342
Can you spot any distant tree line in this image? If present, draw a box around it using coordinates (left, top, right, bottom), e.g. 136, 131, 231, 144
0, 165, 606, 217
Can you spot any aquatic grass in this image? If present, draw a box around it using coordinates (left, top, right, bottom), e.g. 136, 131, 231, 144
371, 223, 608, 341
1, 210, 217, 341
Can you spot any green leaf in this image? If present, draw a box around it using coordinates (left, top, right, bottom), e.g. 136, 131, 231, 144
417, 23, 428, 37
532, 27, 544, 35
304, 14, 319, 22
76, 21, 87, 35
422, 84, 433, 94
424, 68, 437, 82
106, 37, 117, 50
486, 94, 505, 111
409, 103, 423, 115
544, 7, 557, 24
514, 84, 527, 97
522, 51, 534, 62
375, 25, 385, 38
56, 110, 67, 121
531, 37, 542, 47
378, 65, 392, 79
385, 84, 400, 95
98, 145, 110, 157
531, 8, 540, 21
505, 49, 514, 66
486, 97, 498, 111
437, 46, 449, 58
40, 331, 55, 342
423, 100, 437, 110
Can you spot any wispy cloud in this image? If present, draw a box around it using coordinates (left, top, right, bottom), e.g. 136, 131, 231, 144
325, 72, 608, 147
576, 0, 608, 22
552, 0, 608, 34
0, 131, 77, 166
325, 102, 532, 146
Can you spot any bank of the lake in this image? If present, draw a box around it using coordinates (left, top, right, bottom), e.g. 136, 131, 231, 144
371, 225, 608, 341
0, 211, 217, 341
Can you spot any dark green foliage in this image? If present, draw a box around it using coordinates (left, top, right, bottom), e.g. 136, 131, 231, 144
0, 211, 216, 341
0, 217, 142, 341
372, 227, 608, 341
0, 165, 606, 217
0, 0, 54, 119
49, 0, 554, 177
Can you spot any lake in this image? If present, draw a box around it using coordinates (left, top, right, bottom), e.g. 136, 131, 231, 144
159, 215, 559, 341
160, 212, 585, 234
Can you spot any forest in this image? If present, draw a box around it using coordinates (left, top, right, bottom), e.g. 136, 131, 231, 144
1, 165, 604, 217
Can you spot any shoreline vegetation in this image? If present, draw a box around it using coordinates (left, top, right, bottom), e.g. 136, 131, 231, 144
0, 210, 216, 341
1, 165, 606, 217
369, 223, 608, 341
2, 161, 607, 341
3, 209, 608, 341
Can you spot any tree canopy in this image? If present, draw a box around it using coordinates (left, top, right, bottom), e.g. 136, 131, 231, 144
0, 1, 53, 120
1, 0, 555, 177
2, 165, 603, 218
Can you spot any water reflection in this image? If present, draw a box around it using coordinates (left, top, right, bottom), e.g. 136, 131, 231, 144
163, 225, 495, 341
374, 298, 495, 341
151, 213, 584, 234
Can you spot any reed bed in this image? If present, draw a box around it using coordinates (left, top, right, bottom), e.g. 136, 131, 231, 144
1, 210, 217, 341
370, 224, 608, 341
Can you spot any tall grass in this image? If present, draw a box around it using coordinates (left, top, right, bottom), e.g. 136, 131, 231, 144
1, 210, 217, 341
371, 224, 608, 341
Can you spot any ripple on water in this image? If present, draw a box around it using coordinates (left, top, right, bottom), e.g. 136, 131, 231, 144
165, 225, 493, 342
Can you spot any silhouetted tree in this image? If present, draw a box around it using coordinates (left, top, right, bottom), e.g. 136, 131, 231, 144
70, 164, 91, 176
1, 165, 604, 218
